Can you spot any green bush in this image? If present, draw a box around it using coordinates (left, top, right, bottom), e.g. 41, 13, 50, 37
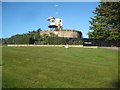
47, 37, 67, 45
5, 35, 32, 44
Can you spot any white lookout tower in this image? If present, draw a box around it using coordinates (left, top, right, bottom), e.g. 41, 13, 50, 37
47, 17, 62, 31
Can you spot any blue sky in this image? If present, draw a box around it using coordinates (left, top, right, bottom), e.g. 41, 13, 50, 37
2, 2, 99, 38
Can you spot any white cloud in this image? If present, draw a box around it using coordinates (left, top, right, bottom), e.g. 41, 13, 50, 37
55, 5, 59, 7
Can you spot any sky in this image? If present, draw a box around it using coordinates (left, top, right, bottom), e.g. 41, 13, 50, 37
0, 2, 2, 38
2, 2, 100, 38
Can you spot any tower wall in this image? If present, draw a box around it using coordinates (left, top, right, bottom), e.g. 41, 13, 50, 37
40, 30, 82, 38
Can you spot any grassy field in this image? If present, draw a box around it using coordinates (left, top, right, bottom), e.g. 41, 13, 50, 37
0, 66, 1, 89
2, 47, 118, 88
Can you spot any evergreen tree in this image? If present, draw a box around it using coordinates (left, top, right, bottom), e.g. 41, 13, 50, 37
88, 2, 120, 40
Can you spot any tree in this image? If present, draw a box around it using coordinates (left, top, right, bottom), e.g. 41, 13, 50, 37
88, 2, 120, 40
37, 28, 42, 32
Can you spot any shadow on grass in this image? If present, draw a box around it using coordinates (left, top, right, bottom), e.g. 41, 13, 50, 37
112, 80, 120, 88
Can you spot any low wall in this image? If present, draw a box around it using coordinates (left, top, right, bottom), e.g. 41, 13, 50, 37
7, 44, 83, 47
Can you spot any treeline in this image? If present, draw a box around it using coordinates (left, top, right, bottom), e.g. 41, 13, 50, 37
88, 2, 120, 40
2, 29, 82, 45
3, 30, 40, 44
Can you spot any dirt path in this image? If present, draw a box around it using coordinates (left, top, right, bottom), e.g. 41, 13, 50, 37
99, 47, 119, 51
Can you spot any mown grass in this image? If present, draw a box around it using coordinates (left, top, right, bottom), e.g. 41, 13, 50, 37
0, 46, 2, 89
2, 47, 118, 88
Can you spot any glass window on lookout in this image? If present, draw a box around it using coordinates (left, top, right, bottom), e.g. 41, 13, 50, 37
51, 20, 55, 22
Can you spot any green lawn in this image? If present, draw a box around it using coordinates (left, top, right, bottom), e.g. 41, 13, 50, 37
2, 47, 118, 88
0, 66, 1, 89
